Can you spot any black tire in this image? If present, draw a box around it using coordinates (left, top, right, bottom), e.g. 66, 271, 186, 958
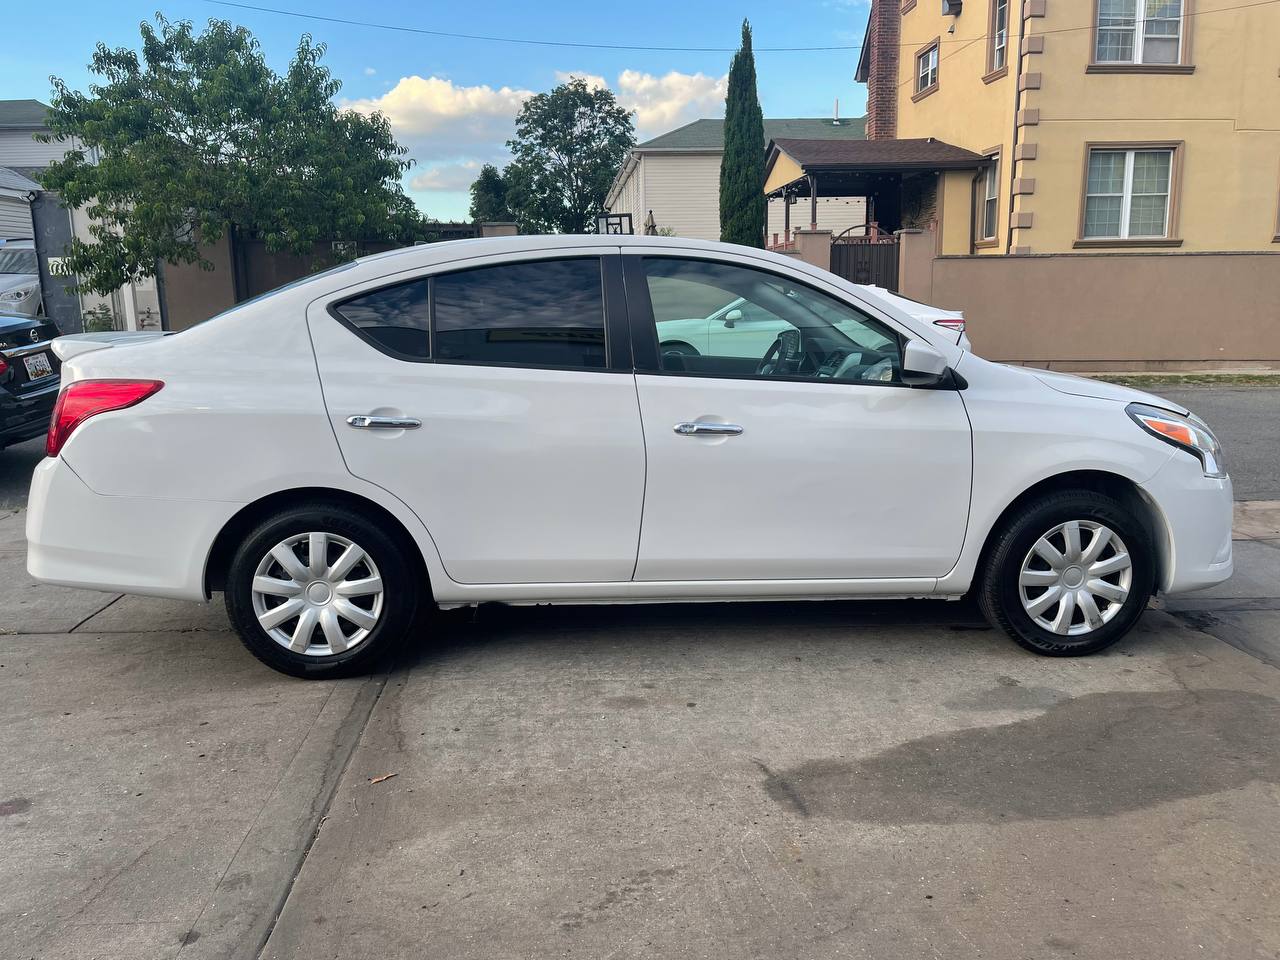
977, 489, 1155, 656
660, 341, 700, 357
224, 501, 424, 678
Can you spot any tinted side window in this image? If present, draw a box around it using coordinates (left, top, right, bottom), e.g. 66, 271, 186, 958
333, 278, 430, 359
643, 257, 902, 384
433, 258, 606, 368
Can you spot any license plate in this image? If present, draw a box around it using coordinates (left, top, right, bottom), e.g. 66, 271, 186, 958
23, 352, 53, 380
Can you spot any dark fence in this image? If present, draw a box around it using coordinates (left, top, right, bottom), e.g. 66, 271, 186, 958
830, 239, 899, 291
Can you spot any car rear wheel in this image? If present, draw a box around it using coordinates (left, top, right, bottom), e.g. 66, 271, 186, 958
224, 502, 422, 678
978, 489, 1155, 656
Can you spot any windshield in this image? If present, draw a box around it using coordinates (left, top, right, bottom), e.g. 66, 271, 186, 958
0, 249, 38, 275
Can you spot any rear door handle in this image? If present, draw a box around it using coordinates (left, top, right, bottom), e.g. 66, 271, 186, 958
346, 415, 422, 430
674, 421, 743, 436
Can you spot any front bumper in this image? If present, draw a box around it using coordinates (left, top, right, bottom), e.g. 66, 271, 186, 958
0, 378, 58, 447
1139, 451, 1234, 594
26, 457, 235, 601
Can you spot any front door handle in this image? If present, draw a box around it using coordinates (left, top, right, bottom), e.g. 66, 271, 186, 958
346, 415, 422, 430
674, 421, 744, 436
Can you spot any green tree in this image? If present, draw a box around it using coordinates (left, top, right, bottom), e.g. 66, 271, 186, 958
468, 163, 512, 222
39, 15, 421, 295
503, 78, 635, 234
719, 19, 766, 248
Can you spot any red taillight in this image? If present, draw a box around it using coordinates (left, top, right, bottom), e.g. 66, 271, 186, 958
46, 379, 164, 458
0, 356, 8, 376
933, 317, 966, 333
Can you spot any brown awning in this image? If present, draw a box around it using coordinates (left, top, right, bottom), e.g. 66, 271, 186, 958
768, 137, 986, 173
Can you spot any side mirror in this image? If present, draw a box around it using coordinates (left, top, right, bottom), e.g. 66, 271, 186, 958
901, 339, 949, 386
723, 308, 743, 328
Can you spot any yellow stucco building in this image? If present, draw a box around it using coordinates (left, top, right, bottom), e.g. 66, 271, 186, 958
888, 0, 1280, 255
836, 0, 1280, 368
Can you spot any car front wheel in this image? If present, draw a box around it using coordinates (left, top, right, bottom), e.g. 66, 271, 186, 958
978, 489, 1156, 656
224, 502, 421, 678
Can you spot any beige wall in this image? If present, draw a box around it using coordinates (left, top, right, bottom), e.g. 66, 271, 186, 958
907, 248, 1280, 368
162, 236, 236, 332
895, 0, 1280, 256
1024, 0, 1280, 254
898, 0, 1016, 254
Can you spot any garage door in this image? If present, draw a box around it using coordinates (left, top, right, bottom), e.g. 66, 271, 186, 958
0, 196, 33, 239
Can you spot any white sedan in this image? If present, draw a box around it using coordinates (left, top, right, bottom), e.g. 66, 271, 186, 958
27, 235, 1232, 677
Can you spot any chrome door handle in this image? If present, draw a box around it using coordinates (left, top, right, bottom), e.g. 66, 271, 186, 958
346, 415, 421, 430
673, 421, 744, 436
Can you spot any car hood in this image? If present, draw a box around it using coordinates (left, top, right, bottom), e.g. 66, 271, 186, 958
0, 273, 39, 295
1027, 368, 1189, 415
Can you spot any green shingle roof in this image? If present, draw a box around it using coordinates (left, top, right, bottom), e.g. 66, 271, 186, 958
637, 116, 866, 151
0, 100, 51, 129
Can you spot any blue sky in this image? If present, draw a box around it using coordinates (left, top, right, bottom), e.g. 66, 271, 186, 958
2, 0, 871, 220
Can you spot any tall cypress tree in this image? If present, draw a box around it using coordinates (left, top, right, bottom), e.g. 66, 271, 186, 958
719, 19, 766, 247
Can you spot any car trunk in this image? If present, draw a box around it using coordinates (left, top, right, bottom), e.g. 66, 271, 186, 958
0, 320, 61, 396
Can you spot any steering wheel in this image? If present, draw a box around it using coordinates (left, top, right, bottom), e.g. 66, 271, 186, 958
757, 328, 803, 377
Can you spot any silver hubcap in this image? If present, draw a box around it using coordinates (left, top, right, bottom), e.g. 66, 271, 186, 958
251, 532, 384, 657
1019, 520, 1132, 637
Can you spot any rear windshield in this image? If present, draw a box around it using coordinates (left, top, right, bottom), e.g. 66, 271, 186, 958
0, 249, 38, 275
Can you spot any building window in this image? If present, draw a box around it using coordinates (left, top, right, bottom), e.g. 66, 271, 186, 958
1096, 0, 1184, 65
990, 0, 1010, 72
1083, 147, 1175, 240
914, 41, 939, 98
981, 155, 1001, 241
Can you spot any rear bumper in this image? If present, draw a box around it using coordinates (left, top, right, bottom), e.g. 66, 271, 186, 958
0, 379, 57, 447
26, 457, 234, 601
1139, 453, 1234, 594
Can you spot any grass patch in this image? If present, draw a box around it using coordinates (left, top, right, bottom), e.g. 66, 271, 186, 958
1093, 373, 1280, 387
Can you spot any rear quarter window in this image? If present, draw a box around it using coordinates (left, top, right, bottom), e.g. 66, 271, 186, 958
432, 258, 606, 369
332, 277, 430, 360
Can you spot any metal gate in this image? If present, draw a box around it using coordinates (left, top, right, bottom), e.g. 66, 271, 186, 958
830, 225, 899, 291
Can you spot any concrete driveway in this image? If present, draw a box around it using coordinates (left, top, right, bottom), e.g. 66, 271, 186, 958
2, 388, 1279, 960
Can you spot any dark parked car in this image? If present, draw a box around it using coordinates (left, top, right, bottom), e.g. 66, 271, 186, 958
0, 312, 60, 449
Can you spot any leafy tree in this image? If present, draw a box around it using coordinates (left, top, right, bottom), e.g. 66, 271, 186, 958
503, 78, 635, 234
719, 19, 766, 248
39, 15, 421, 295
468, 163, 512, 222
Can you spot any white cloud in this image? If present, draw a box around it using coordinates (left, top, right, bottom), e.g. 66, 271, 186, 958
364, 67, 377, 76
556, 69, 727, 140
340, 75, 534, 163
409, 161, 483, 192
343, 69, 728, 216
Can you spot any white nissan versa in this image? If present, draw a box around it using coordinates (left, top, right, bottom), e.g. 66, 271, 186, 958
26, 236, 1232, 677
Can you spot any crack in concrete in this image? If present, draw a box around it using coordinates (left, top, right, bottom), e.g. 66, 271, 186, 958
249, 669, 390, 959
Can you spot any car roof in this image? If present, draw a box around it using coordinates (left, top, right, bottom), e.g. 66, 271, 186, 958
207, 233, 961, 363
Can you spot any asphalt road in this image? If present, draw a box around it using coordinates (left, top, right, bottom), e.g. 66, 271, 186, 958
2, 383, 1278, 959
1155, 386, 1280, 500
0, 435, 42, 510
2, 540, 1278, 960
4, 386, 1275, 507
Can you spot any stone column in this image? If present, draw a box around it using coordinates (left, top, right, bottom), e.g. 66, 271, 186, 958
792, 229, 833, 272
896, 228, 938, 302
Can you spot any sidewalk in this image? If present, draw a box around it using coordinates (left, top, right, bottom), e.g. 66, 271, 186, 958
2, 503, 1279, 958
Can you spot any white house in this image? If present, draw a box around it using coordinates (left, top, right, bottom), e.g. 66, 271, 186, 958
606, 117, 869, 243
0, 99, 159, 331
0, 167, 40, 239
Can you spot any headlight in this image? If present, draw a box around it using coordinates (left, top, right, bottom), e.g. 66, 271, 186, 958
1127, 402, 1227, 478
0, 285, 36, 302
